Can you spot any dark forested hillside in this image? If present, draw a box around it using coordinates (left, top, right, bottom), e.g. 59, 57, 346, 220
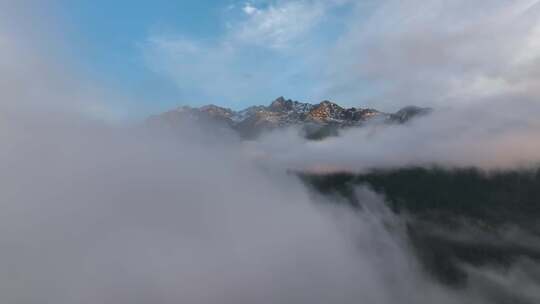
300, 167, 540, 287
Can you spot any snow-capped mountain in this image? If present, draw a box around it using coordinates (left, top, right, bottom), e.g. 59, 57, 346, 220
149, 97, 431, 139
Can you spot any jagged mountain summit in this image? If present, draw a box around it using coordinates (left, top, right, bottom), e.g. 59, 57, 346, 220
149, 97, 431, 139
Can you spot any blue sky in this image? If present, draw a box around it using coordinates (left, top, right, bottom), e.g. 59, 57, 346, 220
5, 0, 539, 119
43, 0, 358, 115
56, 1, 237, 113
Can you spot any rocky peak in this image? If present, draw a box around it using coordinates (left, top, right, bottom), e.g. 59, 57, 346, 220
175, 105, 193, 112
151, 97, 432, 139
391, 106, 432, 123
199, 105, 234, 118
308, 100, 344, 121
269, 97, 295, 112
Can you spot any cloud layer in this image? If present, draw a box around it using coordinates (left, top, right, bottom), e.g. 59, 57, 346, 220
0, 111, 463, 303
247, 97, 540, 173
326, 0, 540, 108
1, 1, 540, 303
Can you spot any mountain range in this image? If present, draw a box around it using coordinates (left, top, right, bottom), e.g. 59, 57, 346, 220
149, 97, 432, 139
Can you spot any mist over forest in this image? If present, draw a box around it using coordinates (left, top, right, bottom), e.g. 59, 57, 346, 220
1, 0, 540, 303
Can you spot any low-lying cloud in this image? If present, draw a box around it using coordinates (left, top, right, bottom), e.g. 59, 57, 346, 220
249, 96, 540, 172
2, 1, 540, 303
0, 25, 462, 301
1, 109, 475, 304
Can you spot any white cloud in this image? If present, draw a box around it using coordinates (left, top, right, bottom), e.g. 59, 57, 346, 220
0, 88, 466, 304
4, 2, 540, 302
249, 97, 540, 172
144, 0, 540, 110
233, 0, 354, 49
234, 1, 327, 49
142, 35, 268, 107
0, 13, 119, 120
323, 0, 540, 109
242, 2, 259, 15
143, 0, 352, 105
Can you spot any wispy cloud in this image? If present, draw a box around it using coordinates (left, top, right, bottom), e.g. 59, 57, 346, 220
142, 0, 350, 107
0, 18, 116, 120
2, 2, 540, 303
324, 0, 540, 108
242, 3, 259, 15
234, 1, 327, 49
143, 0, 540, 110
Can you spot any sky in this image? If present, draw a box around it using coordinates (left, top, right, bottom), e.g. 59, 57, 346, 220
2, 2, 540, 303
2, 0, 540, 118
56, 1, 231, 112
3, 0, 366, 116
